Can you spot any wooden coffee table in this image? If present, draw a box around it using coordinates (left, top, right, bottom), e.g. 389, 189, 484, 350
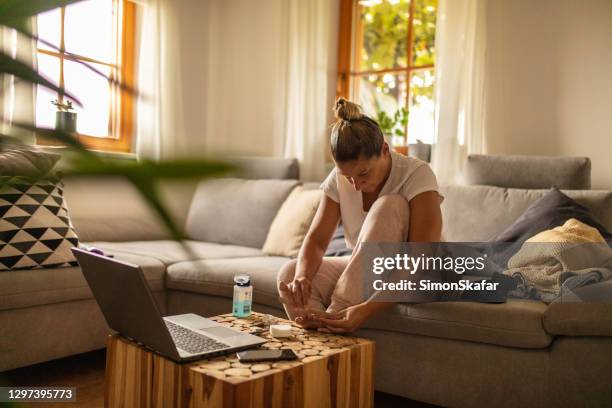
105, 312, 374, 407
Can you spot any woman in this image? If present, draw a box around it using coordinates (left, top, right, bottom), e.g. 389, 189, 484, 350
277, 98, 443, 333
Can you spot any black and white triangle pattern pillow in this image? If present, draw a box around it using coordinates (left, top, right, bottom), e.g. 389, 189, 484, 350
0, 175, 80, 271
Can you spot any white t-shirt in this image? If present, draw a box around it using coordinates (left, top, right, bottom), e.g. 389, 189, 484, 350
320, 150, 443, 249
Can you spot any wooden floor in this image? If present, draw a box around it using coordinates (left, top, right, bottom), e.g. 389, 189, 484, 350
1, 351, 105, 408
1, 350, 437, 408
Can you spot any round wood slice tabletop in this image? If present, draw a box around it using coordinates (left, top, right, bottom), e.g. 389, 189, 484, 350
190, 312, 366, 381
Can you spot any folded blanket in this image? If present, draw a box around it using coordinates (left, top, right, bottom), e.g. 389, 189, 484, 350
503, 219, 612, 302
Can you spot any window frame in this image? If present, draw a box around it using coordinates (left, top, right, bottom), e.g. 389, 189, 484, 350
336, 0, 435, 141
35, 0, 136, 153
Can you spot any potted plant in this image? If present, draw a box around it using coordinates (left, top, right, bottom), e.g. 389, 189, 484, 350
375, 107, 409, 155
52, 99, 77, 133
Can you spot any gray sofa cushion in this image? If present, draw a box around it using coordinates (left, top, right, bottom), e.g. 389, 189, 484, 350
0, 252, 165, 311
91, 240, 263, 265
186, 178, 299, 248
440, 185, 612, 242
165, 256, 290, 307
544, 298, 612, 337
227, 156, 299, 180
363, 300, 552, 349
64, 177, 174, 242
464, 154, 591, 189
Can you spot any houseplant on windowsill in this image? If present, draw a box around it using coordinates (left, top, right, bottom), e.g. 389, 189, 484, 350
375, 107, 409, 156
52, 99, 77, 133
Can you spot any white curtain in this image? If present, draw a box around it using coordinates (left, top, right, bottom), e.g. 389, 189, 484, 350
277, 0, 339, 181
0, 22, 37, 145
135, 0, 190, 160
136, 0, 339, 171
431, 0, 488, 185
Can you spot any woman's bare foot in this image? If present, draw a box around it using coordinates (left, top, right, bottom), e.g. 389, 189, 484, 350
295, 310, 338, 330
278, 283, 330, 329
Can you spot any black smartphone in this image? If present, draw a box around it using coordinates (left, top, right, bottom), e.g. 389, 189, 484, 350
236, 348, 298, 362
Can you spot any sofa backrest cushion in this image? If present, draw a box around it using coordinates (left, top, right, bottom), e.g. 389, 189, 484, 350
64, 177, 196, 242
186, 178, 299, 248
226, 156, 299, 180
464, 154, 591, 189
440, 185, 612, 242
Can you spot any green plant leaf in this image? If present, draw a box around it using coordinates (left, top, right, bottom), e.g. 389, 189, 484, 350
62, 156, 236, 180
376, 110, 396, 134
20, 33, 142, 99
5, 124, 233, 241
0, 133, 28, 147
128, 175, 186, 241
0, 0, 83, 27
0, 52, 82, 106
1, 0, 141, 108
7, 122, 92, 154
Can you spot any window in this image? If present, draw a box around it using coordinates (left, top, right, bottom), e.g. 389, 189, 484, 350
337, 0, 437, 144
36, 0, 136, 152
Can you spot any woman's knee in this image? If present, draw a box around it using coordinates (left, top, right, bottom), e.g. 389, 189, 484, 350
370, 194, 409, 217
277, 259, 297, 290
359, 194, 410, 241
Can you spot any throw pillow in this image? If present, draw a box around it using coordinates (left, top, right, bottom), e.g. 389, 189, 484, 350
491, 187, 612, 268
0, 175, 80, 270
495, 187, 612, 242
262, 186, 322, 257
0, 147, 61, 177
186, 178, 299, 248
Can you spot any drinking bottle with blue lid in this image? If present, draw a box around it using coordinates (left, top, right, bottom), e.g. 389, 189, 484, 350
233, 274, 252, 317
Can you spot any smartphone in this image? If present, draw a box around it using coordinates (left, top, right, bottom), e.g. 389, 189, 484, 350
236, 348, 298, 362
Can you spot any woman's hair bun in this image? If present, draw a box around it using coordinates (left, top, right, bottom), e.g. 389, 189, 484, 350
334, 97, 362, 121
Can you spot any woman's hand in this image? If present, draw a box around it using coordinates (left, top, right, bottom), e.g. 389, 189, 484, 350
313, 303, 371, 334
279, 276, 312, 309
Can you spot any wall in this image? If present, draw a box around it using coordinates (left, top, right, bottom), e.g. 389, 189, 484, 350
204, 0, 285, 157
485, 0, 612, 189
172, 0, 212, 156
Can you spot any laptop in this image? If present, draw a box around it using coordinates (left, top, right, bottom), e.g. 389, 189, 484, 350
72, 247, 266, 363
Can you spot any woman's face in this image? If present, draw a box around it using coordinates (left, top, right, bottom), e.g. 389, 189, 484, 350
335, 144, 391, 193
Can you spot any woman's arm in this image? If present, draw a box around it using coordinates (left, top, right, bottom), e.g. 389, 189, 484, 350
296, 194, 341, 279
408, 190, 442, 242
284, 194, 341, 308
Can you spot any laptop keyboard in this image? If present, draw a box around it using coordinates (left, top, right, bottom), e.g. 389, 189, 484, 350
165, 320, 229, 355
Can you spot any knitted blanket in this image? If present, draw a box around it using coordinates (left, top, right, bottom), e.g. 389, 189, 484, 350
503, 219, 612, 302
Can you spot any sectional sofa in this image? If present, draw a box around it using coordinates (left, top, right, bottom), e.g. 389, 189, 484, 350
1, 156, 611, 408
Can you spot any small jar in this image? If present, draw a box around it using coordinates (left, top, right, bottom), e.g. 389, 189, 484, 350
232, 274, 252, 317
